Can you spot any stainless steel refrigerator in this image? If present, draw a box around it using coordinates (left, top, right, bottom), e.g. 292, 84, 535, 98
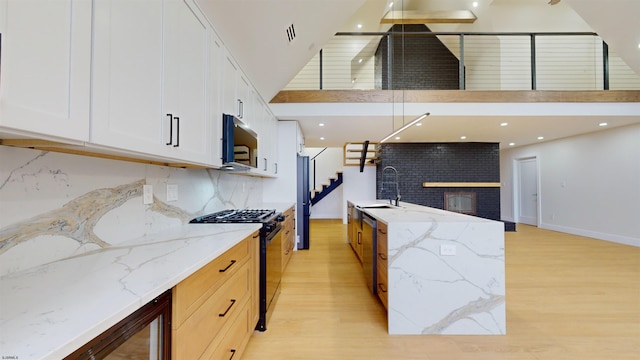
296, 155, 310, 249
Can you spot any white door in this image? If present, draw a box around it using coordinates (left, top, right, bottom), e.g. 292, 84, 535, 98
517, 158, 539, 226
0, 0, 91, 141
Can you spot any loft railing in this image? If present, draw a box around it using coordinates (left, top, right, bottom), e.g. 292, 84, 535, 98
284, 31, 640, 91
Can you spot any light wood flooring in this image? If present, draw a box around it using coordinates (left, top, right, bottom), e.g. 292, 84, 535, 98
242, 220, 640, 360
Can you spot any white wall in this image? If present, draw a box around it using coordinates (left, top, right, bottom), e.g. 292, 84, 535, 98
341, 165, 377, 223
500, 123, 640, 246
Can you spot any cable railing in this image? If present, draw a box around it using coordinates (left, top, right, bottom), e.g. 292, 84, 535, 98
284, 31, 640, 91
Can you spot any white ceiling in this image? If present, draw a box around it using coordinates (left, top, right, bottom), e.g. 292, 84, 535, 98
198, 0, 640, 149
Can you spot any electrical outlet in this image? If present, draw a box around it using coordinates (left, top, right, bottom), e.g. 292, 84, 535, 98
440, 244, 457, 256
166, 184, 178, 202
143, 185, 153, 205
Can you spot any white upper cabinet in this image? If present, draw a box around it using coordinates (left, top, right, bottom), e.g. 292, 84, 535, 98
222, 52, 252, 124
91, 0, 164, 154
0, 0, 91, 142
163, 0, 210, 163
208, 29, 224, 167
91, 0, 211, 164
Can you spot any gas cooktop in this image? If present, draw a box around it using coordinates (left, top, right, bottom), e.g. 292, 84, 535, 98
189, 209, 277, 224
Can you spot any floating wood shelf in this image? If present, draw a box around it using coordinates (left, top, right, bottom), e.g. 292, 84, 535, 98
422, 182, 501, 188
381, 10, 477, 25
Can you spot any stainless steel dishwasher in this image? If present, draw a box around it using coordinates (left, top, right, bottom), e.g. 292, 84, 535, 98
361, 212, 377, 294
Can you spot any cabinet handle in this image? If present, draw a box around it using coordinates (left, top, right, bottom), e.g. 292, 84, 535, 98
229, 349, 237, 360
378, 252, 387, 261
378, 283, 387, 293
253, 234, 260, 238
378, 229, 387, 235
274, 163, 278, 174
263, 158, 267, 171
218, 299, 236, 317
219, 259, 237, 272
173, 116, 180, 147
357, 232, 361, 245
285, 249, 290, 255
165, 114, 173, 145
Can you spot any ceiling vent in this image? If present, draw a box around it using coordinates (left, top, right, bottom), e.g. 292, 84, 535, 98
286, 23, 296, 43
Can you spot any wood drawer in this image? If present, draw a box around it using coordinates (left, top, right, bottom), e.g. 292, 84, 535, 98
173, 260, 251, 360
377, 264, 388, 310
203, 296, 253, 360
173, 237, 251, 327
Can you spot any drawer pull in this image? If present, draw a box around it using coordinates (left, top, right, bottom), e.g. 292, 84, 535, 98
218, 299, 236, 317
253, 234, 260, 238
378, 283, 387, 293
219, 260, 237, 272
229, 349, 237, 360
378, 253, 387, 261
285, 249, 290, 255
378, 229, 387, 235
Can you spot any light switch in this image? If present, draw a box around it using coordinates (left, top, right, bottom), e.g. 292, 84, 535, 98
166, 184, 178, 202
440, 244, 457, 256
143, 185, 153, 204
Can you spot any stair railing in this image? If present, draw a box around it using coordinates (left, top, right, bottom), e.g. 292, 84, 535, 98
310, 147, 328, 192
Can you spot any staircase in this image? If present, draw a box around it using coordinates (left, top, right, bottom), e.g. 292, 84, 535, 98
310, 171, 343, 205
343, 142, 379, 167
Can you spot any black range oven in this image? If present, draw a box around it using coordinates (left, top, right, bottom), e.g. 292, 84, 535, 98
190, 209, 283, 331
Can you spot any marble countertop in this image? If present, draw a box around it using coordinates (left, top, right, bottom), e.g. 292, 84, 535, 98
0, 202, 294, 360
352, 200, 497, 225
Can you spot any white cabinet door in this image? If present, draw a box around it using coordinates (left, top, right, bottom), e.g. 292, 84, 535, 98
208, 30, 224, 167
90, 0, 166, 155
163, 0, 210, 164
222, 54, 240, 117
0, 0, 91, 142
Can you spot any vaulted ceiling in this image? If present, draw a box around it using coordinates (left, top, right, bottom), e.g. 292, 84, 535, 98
198, 0, 640, 148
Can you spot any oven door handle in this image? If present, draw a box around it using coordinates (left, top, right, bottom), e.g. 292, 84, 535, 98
265, 224, 283, 242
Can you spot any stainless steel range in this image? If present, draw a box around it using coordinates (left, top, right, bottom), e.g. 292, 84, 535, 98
190, 209, 283, 331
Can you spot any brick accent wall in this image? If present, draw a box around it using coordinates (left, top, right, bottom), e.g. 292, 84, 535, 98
377, 143, 501, 221
375, 24, 460, 90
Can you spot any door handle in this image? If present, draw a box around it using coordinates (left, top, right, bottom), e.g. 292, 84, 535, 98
165, 114, 173, 145
173, 116, 180, 147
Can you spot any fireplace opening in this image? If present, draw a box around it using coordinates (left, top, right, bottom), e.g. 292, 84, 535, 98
444, 192, 477, 215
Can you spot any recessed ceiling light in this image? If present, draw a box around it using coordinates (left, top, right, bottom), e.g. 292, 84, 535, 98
460, 136, 467, 140
599, 122, 608, 127
319, 123, 325, 127
395, 136, 401, 140
320, 137, 325, 140
415, 123, 422, 126
472, 1, 478, 8
537, 136, 544, 140
500, 122, 508, 127
389, 2, 394, 8
509, 142, 516, 146
357, 24, 362, 29
358, 58, 363, 64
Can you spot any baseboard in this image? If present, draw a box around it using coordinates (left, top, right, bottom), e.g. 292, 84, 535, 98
540, 223, 640, 247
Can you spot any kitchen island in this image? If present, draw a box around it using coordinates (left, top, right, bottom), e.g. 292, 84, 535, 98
350, 200, 506, 335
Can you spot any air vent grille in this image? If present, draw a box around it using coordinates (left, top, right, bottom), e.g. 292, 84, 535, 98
286, 24, 296, 43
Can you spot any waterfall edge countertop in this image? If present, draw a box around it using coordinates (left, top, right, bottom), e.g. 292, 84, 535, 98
0, 203, 293, 360
350, 200, 507, 335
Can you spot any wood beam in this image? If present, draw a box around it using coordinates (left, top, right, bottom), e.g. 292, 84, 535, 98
270, 90, 640, 104
380, 10, 477, 25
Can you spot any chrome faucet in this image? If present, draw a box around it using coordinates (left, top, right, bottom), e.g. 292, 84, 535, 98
381, 166, 401, 206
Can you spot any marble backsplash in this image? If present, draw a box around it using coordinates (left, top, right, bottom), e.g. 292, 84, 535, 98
0, 146, 263, 276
